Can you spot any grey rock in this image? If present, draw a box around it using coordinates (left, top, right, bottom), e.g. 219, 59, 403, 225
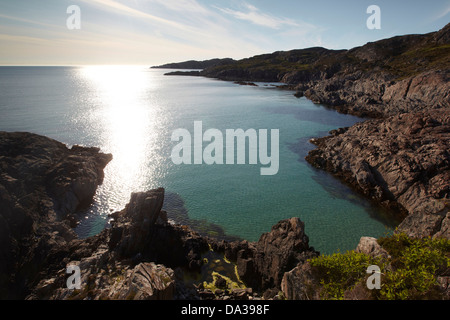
355, 237, 390, 260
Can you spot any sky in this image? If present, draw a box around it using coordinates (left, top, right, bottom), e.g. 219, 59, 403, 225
0, 0, 449, 65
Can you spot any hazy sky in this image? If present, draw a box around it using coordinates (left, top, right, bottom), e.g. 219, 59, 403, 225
0, 0, 449, 65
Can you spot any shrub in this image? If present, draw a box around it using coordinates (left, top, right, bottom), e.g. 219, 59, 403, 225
376, 233, 449, 300
309, 234, 450, 300
309, 251, 381, 299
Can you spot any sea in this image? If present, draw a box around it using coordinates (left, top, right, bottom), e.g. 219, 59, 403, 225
0, 66, 397, 254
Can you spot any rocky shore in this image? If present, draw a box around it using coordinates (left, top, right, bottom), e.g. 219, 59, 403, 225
306, 109, 449, 239
1, 25, 448, 301
167, 23, 450, 240
0, 132, 319, 300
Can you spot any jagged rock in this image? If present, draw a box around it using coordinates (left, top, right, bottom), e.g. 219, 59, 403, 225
112, 262, 175, 300
40, 261, 175, 300
111, 188, 165, 257
251, 218, 314, 289
213, 217, 318, 291
26, 187, 211, 300
281, 261, 321, 300
0, 131, 112, 299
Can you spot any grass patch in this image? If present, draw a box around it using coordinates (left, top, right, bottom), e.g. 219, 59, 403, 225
308, 233, 450, 300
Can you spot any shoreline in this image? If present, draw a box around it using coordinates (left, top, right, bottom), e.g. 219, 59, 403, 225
0, 120, 448, 300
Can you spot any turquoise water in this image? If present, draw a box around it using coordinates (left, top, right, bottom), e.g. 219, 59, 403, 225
0, 66, 395, 254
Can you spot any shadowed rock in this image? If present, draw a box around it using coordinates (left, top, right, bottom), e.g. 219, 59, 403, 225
211, 217, 318, 292
0, 131, 112, 299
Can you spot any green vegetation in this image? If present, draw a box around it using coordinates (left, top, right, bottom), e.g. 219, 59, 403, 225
183, 246, 247, 295
388, 43, 450, 79
202, 271, 246, 292
308, 233, 450, 300
201, 31, 450, 83
377, 234, 450, 300
309, 251, 383, 299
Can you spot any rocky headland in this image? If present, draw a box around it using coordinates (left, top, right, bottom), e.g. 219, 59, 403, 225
151, 58, 235, 70
0, 131, 112, 299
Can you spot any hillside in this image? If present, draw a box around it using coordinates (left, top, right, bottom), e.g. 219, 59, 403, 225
199, 23, 449, 118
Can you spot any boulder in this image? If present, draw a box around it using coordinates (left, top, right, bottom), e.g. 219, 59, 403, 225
281, 261, 321, 300
114, 262, 175, 300
355, 237, 390, 260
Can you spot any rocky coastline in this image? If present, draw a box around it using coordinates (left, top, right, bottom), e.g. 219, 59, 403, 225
199, 23, 449, 119
0, 131, 320, 300
0, 123, 448, 300
305, 109, 449, 239
163, 23, 449, 240
1, 24, 448, 301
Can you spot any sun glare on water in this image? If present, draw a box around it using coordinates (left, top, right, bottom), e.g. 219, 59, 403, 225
77, 66, 165, 219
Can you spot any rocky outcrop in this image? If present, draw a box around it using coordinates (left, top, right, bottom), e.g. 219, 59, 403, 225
297, 69, 449, 118
280, 260, 321, 300
0, 131, 112, 299
42, 261, 176, 301
211, 217, 318, 293
28, 188, 318, 300
27, 189, 317, 300
26, 186, 211, 300
355, 237, 390, 260
306, 109, 450, 238
0, 131, 319, 300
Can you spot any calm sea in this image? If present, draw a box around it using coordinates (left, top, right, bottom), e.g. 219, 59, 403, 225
0, 66, 396, 254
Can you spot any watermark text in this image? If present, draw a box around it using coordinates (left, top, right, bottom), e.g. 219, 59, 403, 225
171, 121, 279, 176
